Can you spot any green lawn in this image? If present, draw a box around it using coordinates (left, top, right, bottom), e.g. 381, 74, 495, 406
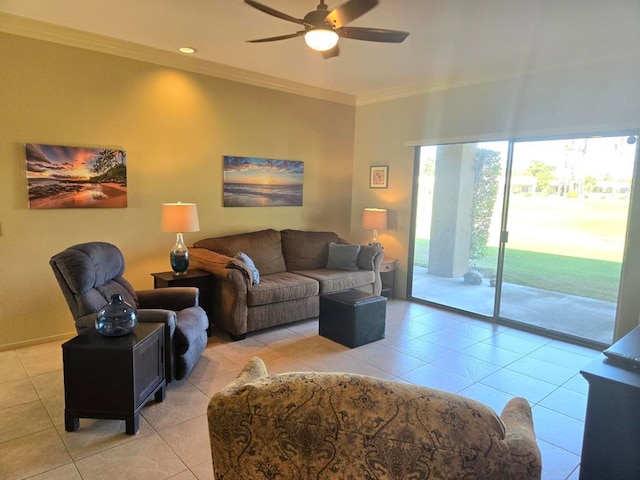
414, 239, 622, 302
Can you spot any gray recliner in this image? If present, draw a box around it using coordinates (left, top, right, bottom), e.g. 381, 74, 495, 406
50, 241, 208, 381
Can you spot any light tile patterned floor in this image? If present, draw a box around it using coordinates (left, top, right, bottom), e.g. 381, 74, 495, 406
0, 300, 598, 479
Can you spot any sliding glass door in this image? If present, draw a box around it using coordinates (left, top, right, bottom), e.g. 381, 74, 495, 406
499, 137, 637, 344
409, 133, 638, 345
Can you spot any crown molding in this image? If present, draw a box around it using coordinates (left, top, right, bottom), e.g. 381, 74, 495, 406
0, 12, 356, 106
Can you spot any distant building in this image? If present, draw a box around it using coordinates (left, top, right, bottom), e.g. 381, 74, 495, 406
510, 176, 537, 194
593, 180, 631, 195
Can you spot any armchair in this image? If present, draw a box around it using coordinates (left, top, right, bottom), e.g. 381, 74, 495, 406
50, 241, 208, 381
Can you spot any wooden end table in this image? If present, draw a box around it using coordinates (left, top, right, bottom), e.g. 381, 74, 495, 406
151, 269, 214, 334
62, 322, 166, 435
380, 257, 397, 298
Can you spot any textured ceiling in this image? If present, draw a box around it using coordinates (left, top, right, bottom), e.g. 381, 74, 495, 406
1, 0, 639, 102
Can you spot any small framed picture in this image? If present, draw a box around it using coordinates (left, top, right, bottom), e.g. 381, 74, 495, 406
369, 165, 389, 189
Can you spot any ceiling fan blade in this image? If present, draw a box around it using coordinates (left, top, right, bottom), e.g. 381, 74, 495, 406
247, 31, 305, 43
322, 45, 340, 59
338, 26, 409, 43
325, 0, 378, 29
244, 0, 305, 26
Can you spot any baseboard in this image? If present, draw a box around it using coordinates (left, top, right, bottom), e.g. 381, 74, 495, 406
0, 332, 76, 352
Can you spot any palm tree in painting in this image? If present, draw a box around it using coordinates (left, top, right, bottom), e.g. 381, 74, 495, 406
91, 149, 127, 185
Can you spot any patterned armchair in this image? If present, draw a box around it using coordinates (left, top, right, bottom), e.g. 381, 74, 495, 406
208, 357, 541, 479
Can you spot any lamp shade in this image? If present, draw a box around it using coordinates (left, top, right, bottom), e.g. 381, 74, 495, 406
161, 203, 200, 233
362, 208, 388, 231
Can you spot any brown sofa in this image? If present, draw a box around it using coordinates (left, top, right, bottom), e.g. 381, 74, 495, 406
190, 229, 384, 340
208, 357, 542, 479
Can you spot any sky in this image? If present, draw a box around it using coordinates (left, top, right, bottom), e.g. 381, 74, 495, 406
511, 137, 636, 180
25, 144, 121, 181
421, 135, 637, 181
223, 156, 303, 185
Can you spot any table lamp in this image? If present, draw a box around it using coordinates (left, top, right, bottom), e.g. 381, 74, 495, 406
161, 202, 200, 275
362, 208, 387, 248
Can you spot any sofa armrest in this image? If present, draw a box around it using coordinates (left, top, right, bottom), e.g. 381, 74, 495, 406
218, 357, 268, 394
74, 313, 97, 334
190, 247, 251, 338
500, 397, 542, 479
190, 248, 252, 285
136, 287, 200, 311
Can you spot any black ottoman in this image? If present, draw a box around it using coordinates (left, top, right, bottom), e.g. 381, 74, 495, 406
319, 290, 387, 348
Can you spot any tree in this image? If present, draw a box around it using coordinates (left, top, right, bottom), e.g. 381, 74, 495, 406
91, 149, 125, 175
470, 148, 502, 259
525, 160, 555, 193
584, 175, 597, 193
421, 156, 435, 176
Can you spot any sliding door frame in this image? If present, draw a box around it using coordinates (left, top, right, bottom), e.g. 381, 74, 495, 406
407, 129, 640, 349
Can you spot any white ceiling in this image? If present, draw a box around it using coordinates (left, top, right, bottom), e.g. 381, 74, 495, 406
1, 0, 639, 103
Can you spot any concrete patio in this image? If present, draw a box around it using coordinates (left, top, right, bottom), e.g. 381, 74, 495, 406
411, 266, 615, 346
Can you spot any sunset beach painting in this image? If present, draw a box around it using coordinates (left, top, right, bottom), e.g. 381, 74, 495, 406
223, 156, 303, 207
26, 144, 127, 209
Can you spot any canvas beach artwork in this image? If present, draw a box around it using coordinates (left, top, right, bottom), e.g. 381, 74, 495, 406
26, 144, 128, 209
223, 156, 303, 207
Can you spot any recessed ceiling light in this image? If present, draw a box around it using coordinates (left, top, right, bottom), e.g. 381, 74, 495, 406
178, 47, 196, 54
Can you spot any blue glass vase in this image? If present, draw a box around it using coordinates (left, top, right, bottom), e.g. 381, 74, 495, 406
95, 294, 138, 336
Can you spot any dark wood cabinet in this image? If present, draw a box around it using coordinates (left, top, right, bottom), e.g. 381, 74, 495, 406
151, 269, 213, 332
62, 322, 166, 435
580, 355, 640, 479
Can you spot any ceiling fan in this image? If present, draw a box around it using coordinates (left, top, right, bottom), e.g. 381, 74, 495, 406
244, 0, 409, 59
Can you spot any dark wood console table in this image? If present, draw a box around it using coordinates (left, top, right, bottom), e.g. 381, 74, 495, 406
62, 322, 166, 435
580, 354, 640, 479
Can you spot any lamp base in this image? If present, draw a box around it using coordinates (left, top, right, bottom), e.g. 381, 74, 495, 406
170, 233, 189, 275
170, 251, 189, 275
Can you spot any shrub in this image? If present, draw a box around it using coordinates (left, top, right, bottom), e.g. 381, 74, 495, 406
470, 149, 502, 259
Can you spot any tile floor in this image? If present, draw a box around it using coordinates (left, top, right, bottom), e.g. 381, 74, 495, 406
0, 299, 600, 479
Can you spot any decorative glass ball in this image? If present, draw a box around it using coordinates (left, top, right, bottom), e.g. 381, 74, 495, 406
95, 294, 138, 336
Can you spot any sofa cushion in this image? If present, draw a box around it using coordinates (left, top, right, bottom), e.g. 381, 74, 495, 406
357, 245, 382, 271
246, 272, 319, 307
194, 229, 286, 275
294, 269, 375, 294
280, 229, 339, 271
326, 242, 361, 271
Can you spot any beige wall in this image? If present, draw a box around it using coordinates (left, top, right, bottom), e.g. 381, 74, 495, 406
352, 58, 640, 339
0, 33, 356, 350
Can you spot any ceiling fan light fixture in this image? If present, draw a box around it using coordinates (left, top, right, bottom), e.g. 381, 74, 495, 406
304, 28, 339, 51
